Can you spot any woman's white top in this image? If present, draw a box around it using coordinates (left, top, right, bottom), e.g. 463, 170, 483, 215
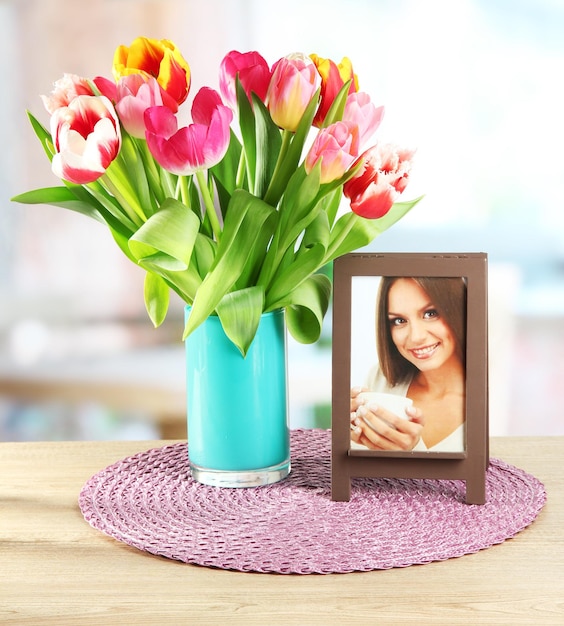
354, 365, 465, 452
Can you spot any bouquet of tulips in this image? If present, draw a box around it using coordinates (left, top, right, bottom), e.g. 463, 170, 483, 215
12, 37, 421, 355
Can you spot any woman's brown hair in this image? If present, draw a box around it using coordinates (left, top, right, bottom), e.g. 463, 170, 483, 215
376, 276, 467, 386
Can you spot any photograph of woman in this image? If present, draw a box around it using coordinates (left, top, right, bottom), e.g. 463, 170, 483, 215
350, 276, 467, 453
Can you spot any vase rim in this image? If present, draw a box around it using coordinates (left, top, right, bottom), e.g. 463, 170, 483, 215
184, 305, 284, 319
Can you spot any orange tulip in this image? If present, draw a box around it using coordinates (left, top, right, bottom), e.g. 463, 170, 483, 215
113, 37, 191, 109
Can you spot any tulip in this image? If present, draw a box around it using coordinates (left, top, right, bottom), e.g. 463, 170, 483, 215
41, 73, 96, 114
266, 53, 321, 132
310, 54, 358, 127
115, 75, 165, 138
144, 87, 233, 176
343, 143, 415, 219
343, 92, 385, 149
113, 37, 191, 109
219, 50, 272, 109
50, 95, 121, 185
305, 122, 359, 184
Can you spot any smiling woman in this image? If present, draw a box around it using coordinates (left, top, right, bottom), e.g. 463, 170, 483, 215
350, 275, 467, 453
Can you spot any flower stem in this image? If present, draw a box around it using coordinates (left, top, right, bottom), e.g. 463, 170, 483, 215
179, 175, 190, 207
236, 149, 247, 188
136, 139, 164, 204
324, 215, 356, 263
160, 167, 177, 199
100, 171, 144, 228
195, 169, 222, 242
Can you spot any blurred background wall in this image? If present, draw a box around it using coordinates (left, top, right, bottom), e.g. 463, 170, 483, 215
1, 0, 563, 440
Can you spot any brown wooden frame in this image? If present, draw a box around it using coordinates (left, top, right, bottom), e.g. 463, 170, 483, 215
331, 253, 489, 504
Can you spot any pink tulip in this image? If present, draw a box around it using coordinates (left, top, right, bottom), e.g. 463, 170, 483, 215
50, 95, 121, 184
343, 92, 385, 149
266, 53, 321, 132
219, 50, 272, 109
144, 87, 233, 176
343, 143, 415, 219
115, 75, 165, 138
305, 122, 359, 184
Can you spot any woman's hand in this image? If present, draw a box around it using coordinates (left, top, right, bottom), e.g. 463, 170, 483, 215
350, 387, 369, 445
350, 386, 368, 414
351, 397, 424, 451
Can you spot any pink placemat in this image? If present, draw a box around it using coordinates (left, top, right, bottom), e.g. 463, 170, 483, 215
79, 429, 546, 574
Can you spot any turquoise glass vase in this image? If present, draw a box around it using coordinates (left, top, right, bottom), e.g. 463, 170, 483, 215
185, 307, 290, 487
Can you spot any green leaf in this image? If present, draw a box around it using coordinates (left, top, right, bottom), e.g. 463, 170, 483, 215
283, 274, 332, 344
370, 195, 425, 233
183, 189, 276, 340
167, 270, 201, 304
324, 195, 425, 263
258, 165, 323, 291
300, 209, 330, 253
251, 94, 282, 198
11, 187, 105, 222
26, 111, 55, 161
144, 272, 170, 327
321, 80, 352, 127
234, 209, 277, 290
266, 242, 327, 310
325, 212, 381, 262
318, 187, 343, 229
134, 137, 166, 205
216, 286, 265, 356
192, 234, 217, 280
210, 129, 243, 214
236, 79, 257, 192
277, 165, 322, 249
129, 198, 200, 271
118, 132, 156, 217
84, 181, 140, 232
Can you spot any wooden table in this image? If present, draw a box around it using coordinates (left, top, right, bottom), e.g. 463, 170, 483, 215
1, 437, 562, 625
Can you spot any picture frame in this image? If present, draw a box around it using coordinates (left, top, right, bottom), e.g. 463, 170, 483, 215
331, 253, 489, 504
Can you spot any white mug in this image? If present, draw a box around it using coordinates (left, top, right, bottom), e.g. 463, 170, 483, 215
356, 391, 413, 419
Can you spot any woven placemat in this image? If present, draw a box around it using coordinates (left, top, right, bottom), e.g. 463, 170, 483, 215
79, 429, 546, 574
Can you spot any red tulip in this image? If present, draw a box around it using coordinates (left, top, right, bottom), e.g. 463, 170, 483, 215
219, 50, 272, 109
343, 143, 415, 218
144, 87, 233, 176
50, 95, 121, 184
310, 54, 358, 127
